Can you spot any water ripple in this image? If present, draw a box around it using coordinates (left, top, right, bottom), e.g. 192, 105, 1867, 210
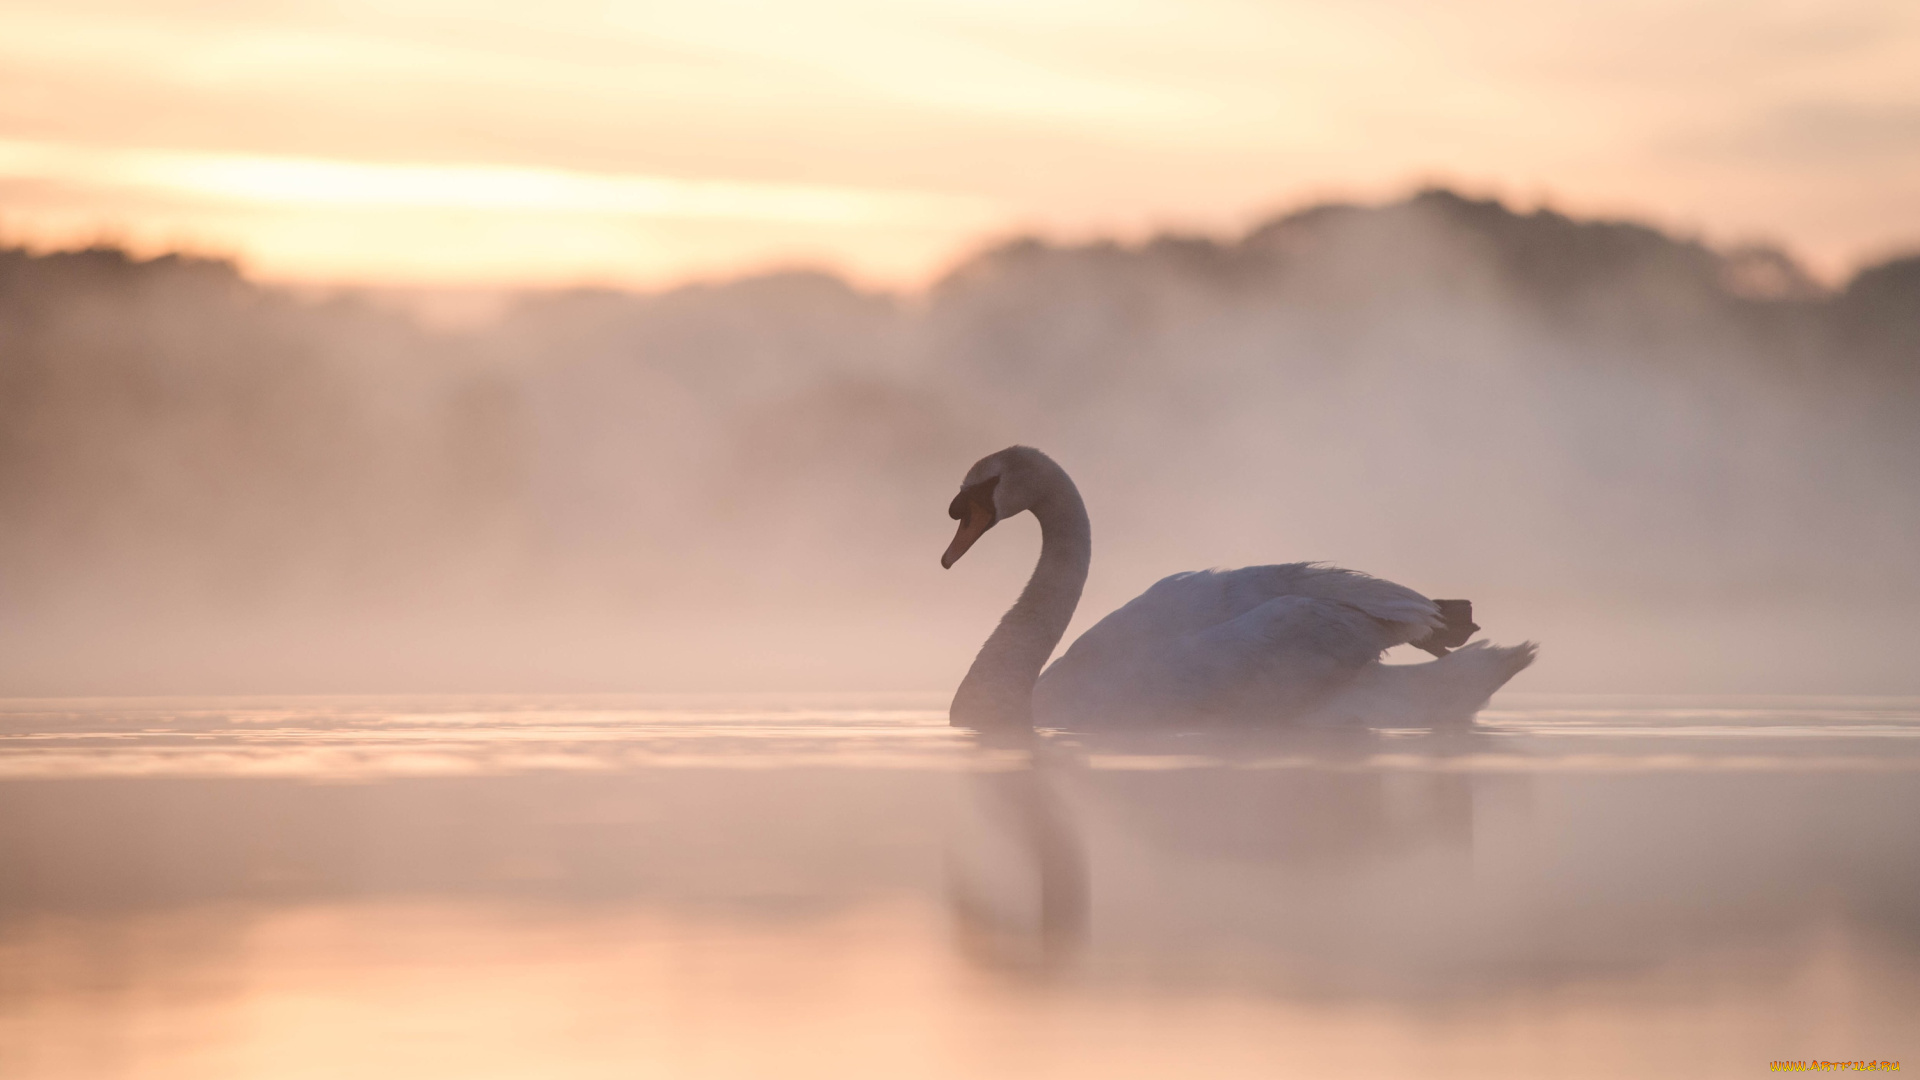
3, 693, 1918, 779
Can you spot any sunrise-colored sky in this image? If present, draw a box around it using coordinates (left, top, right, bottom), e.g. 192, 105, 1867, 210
2, 0, 1916, 288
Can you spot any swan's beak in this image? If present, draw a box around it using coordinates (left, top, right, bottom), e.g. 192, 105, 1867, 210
942, 477, 1000, 568
942, 507, 995, 568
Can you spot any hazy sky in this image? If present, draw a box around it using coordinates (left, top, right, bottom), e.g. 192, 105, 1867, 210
2, 0, 1916, 287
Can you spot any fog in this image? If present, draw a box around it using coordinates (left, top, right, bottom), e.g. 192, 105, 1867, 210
4, 188, 1917, 696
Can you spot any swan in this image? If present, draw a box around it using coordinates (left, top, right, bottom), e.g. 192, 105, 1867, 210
941, 445, 1536, 731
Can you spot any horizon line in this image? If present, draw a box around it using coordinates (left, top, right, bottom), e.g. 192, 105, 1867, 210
8, 181, 1914, 308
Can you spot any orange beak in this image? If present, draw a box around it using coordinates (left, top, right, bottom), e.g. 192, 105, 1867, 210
942, 476, 1000, 568
942, 501, 995, 568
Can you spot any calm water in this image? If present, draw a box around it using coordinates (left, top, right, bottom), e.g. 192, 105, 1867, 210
3, 694, 1916, 1078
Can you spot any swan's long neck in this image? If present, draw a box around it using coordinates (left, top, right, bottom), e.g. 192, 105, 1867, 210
950, 474, 1090, 730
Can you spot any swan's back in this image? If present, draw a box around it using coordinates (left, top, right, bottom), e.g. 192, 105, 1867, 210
1125, 564, 1442, 635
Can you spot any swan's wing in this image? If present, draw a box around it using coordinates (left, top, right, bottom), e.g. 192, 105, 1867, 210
1163, 595, 1398, 714
1037, 594, 1400, 726
1077, 564, 1441, 649
1204, 564, 1444, 644
1035, 564, 1446, 729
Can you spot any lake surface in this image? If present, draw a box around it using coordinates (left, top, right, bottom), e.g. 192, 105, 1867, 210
3, 694, 1916, 1078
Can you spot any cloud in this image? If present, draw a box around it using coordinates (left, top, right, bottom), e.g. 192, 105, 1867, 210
0, 139, 999, 224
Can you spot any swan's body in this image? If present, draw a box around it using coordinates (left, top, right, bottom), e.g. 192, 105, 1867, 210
942, 446, 1535, 732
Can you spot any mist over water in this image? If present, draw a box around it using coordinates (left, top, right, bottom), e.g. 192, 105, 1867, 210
3, 188, 1918, 695
6, 189, 1920, 1075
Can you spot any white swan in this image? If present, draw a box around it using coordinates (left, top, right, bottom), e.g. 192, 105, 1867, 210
941, 446, 1536, 731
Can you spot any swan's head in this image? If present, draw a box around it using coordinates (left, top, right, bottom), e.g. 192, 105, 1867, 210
941, 445, 1062, 568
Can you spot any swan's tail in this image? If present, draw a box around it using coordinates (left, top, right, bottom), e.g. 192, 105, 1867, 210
1305, 639, 1538, 728
1424, 639, 1538, 724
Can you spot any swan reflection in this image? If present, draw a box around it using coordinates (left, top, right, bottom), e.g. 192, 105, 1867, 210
948, 731, 1088, 968
946, 720, 1521, 979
